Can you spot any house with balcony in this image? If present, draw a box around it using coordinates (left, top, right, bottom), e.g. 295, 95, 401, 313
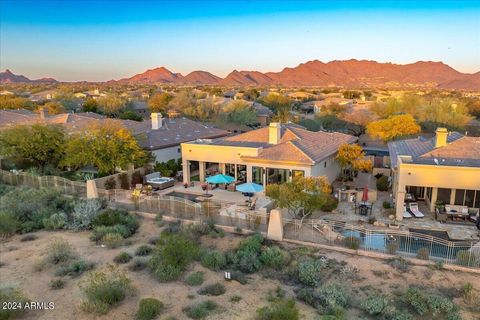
181, 122, 357, 187
388, 128, 480, 221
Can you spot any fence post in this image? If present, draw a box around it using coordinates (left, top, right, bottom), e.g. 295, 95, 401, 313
267, 209, 283, 241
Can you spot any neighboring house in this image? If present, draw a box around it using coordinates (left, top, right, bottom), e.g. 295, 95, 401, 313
129, 100, 149, 117
388, 128, 480, 221
251, 102, 273, 126
29, 90, 57, 102
311, 98, 353, 113
0, 109, 229, 164
181, 122, 357, 186
0, 90, 14, 96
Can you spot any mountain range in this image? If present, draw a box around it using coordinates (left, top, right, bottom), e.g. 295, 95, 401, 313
2, 60, 480, 89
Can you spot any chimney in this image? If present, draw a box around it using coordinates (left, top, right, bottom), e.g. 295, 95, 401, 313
268, 122, 281, 145
435, 128, 448, 148
151, 113, 163, 130
39, 107, 47, 120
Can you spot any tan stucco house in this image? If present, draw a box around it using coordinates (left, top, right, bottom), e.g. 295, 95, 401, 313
181, 122, 357, 187
388, 128, 480, 221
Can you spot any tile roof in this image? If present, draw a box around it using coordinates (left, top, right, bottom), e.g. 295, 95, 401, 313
0, 110, 228, 151
388, 132, 480, 168
211, 123, 357, 165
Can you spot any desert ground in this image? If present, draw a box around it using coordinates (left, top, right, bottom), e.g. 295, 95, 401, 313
1, 216, 479, 320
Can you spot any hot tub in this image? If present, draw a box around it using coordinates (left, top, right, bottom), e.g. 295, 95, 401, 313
145, 176, 175, 190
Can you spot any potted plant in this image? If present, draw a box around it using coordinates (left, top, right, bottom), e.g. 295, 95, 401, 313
201, 183, 208, 191
183, 182, 188, 189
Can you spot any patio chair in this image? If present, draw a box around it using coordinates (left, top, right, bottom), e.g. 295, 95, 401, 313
408, 202, 425, 218
249, 198, 257, 210
403, 203, 413, 219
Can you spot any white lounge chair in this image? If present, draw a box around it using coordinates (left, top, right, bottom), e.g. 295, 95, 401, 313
408, 202, 425, 218
403, 204, 413, 219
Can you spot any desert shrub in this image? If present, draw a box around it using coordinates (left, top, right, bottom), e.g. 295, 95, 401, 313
80, 265, 133, 315
237, 233, 264, 254
383, 201, 391, 209
403, 287, 458, 318
257, 297, 299, 320
56, 259, 95, 277
417, 248, 430, 260
50, 279, 66, 290
455, 250, 479, 267
361, 294, 389, 315
201, 250, 226, 271
103, 233, 124, 248
0, 211, 17, 237
183, 300, 218, 319
129, 258, 147, 272
376, 175, 389, 191
237, 252, 262, 274
136, 298, 164, 320
104, 177, 117, 190
386, 242, 399, 255
298, 258, 326, 286
344, 236, 360, 250
316, 283, 349, 312
46, 238, 76, 264
320, 196, 338, 212
230, 295, 242, 303
118, 173, 129, 190
92, 209, 139, 236
0, 187, 72, 232
43, 212, 66, 230
70, 198, 103, 230
260, 246, 290, 269
90, 225, 130, 243
198, 283, 226, 296
230, 271, 248, 285
185, 272, 204, 286
114, 252, 133, 264
387, 257, 410, 272
149, 232, 200, 282
135, 245, 153, 256
0, 287, 28, 319
20, 234, 37, 242
148, 237, 159, 245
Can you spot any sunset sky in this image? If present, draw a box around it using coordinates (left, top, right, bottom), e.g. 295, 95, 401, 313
1, 0, 479, 82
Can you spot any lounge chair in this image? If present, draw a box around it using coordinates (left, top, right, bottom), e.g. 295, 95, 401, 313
408, 202, 425, 218
436, 208, 448, 223
403, 204, 413, 219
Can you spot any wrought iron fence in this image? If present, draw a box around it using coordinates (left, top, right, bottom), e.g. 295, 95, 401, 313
0, 169, 87, 197
97, 188, 269, 233
283, 218, 480, 269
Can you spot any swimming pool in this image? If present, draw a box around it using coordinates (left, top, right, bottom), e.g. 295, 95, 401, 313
164, 191, 203, 203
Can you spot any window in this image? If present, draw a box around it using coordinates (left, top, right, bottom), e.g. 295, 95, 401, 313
267, 168, 290, 184
437, 188, 451, 204
177, 147, 181, 153
252, 167, 264, 185
475, 191, 480, 209
324, 161, 327, 168
465, 190, 475, 207
426, 187, 432, 201
236, 164, 247, 183
292, 170, 304, 179
454, 189, 465, 206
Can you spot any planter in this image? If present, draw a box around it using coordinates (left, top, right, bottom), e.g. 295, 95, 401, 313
388, 223, 400, 230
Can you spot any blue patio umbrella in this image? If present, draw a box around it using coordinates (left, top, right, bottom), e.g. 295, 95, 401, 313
205, 174, 235, 184
236, 182, 264, 193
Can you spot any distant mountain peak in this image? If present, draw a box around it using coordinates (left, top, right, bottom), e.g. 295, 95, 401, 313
0, 69, 57, 83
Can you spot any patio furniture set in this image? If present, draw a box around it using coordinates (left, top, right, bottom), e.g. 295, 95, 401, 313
436, 205, 480, 224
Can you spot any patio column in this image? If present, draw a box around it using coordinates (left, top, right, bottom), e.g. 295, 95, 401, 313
263, 167, 267, 188
429, 188, 438, 211
246, 165, 253, 183
234, 164, 238, 181
86, 180, 98, 199
219, 163, 226, 174
199, 161, 206, 182
395, 189, 406, 221
450, 189, 456, 205
182, 159, 190, 184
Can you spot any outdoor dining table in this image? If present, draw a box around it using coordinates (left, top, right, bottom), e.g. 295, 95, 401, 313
447, 211, 469, 221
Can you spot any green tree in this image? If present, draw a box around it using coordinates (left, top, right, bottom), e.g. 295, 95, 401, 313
0, 124, 65, 170
0, 95, 33, 110
61, 120, 148, 174
148, 92, 173, 113
83, 98, 98, 113
97, 94, 125, 115
220, 100, 257, 125
266, 176, 331, 222
168, 90, 196, 112
41, 101, 65, 115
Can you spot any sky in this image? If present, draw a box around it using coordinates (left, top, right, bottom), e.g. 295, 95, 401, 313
1, 0, 479, 82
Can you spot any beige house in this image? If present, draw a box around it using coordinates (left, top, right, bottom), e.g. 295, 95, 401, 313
389, 128, 480, 221
181, 122, 357, 187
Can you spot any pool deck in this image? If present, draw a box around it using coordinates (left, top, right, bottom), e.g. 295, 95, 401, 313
318, 191, 480, 242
